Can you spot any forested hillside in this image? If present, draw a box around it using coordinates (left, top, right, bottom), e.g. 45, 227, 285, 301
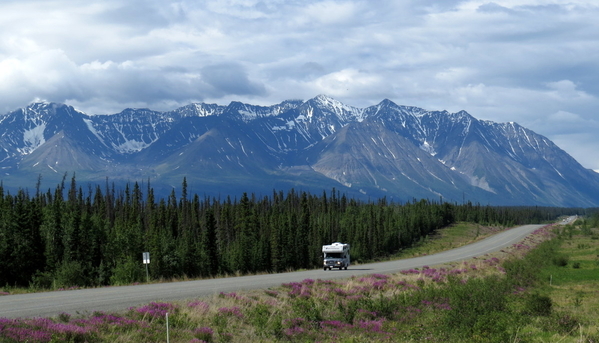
0, 175, 579, 288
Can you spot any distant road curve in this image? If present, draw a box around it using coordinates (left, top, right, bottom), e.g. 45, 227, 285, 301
0, 224, 546, 319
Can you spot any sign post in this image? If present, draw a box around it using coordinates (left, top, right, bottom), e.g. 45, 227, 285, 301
143, 252, 150, 283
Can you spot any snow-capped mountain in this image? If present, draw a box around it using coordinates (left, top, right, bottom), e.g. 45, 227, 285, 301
1, 95, 598, 207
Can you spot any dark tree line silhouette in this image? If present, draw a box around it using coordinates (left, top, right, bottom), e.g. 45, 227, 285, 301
0, 175, 583, 288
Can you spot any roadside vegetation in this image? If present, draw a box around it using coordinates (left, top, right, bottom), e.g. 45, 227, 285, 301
3, 219, 599, 342
0, 176, 576, 291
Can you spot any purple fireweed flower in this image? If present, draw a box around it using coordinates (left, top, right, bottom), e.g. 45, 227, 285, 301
219, 291, 238, 298
193, 326, 214, 341
217, 306, 243, 318
0, 317, 97, 343
283, 317, 306, 328
346, 286, 367, 295
372, 280, 387, 290
399, 283, 420, 291
187, 300, 210, 312
333, 288, 348, 296
357, 309, 378, 319
134, 302, 178, 318
194, 327, 213, 335
264, 290, 278, 297
320, 320, 351, 331
298, 289, 311, 298
436, 302, 452, 311
371, 273, 389, 280
75, 312, 148, 329
287, 283, 312, 298
283, 326, 305, 336
356, 319, 386, 333
282, 281, 302, 288
449, 268, 464, 275
302, 278, 316, 285
432, 275, 445, 283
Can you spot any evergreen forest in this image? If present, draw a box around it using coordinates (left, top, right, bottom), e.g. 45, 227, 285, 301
0, 175, 583, 289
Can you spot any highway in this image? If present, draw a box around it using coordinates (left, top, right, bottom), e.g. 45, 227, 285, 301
0, 223, 546, 319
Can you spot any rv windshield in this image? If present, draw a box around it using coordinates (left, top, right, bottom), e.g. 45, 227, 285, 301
325, 252, 343, 258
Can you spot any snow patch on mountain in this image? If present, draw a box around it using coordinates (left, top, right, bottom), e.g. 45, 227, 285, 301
20, 123, 46, 154
193, 103, 220, 117
83, 119, 106, 146
114, 139, 151, 154
420, 140, 436, 156
239, 110, 257, 119
470, 175, 495, 193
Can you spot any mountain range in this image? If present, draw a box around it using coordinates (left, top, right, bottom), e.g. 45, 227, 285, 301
1, 94, 598, 207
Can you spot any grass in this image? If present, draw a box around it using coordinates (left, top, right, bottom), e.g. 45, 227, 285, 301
393, 222, 507, 259
534, 225, 599, 340
3, 222, 599, 342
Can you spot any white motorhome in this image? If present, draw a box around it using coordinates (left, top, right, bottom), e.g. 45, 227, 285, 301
322, 242, 350, 270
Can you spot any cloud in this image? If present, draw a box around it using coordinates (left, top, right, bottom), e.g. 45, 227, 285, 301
200, 63, 266, 98
0, 46, 82, 110
1, 0, 599, 168
296, 1, 360, 26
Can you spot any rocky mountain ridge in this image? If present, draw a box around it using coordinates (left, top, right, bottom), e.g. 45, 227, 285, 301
1, 95, 597, 207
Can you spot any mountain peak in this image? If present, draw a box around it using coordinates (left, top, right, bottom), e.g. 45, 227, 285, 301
312, 94, 336, 103
25, 101, 65, 113
304, 95, 366, 122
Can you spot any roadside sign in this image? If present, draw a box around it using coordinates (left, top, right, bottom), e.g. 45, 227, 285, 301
143, 252, 150, 283
143, 252, 150, 264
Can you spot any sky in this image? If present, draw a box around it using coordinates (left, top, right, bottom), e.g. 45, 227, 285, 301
1, 0, 598, 170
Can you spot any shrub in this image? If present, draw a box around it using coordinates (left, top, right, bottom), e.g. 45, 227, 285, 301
470, 311, 520, 343
542, 312, 581, 335
54, 260, 88, 288
30, 271, 53, 289
523, 293, 552, 316
552, 254, 569, 267
110, 256, 143, 285
290, 297, 322, 323
442, 275, 511, 336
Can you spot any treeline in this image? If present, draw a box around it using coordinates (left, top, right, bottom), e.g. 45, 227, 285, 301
0, 176, 579, 288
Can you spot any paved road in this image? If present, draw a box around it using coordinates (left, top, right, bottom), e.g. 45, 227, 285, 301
0, 224, 546, 319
